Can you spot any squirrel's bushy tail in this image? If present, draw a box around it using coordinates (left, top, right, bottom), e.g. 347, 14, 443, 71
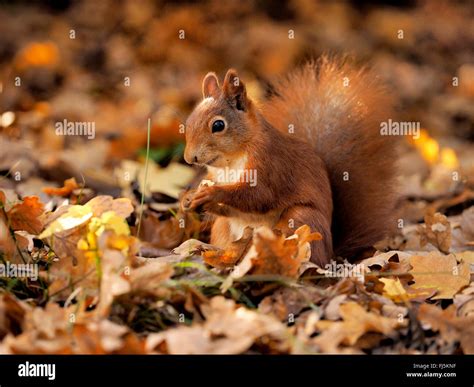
263, 56, 399, 258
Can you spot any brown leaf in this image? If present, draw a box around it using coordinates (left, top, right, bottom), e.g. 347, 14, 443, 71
419, 211, 452, 253
251, 225, 321, 278
418, 304, 474, 354
203, 227, 252, 269
146, 296, 288, 354
409, 252, 470, 299
313, 302, 402, 353
137, 210, 200, 249
259, 286, 324, 321
2, 303, 72, 354
86, 196, 133, 218
459, 206, 474, 244
73, 320, 145, 354
0, 294, 28, 340
0, 217, 16, 260
137, 212, 183, 249
6, 196, 44, 234
130, 260, 174, 294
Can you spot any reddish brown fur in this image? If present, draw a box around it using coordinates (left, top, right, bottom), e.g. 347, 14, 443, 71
184, 57, 398, 265
263, 56, 399, 258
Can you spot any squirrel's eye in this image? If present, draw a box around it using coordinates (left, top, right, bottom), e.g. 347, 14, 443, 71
211, 119, 226, 133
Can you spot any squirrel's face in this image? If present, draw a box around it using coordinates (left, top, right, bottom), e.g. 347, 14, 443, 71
184, 69, 253, 168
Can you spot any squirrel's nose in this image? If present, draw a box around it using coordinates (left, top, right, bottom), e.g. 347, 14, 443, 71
184, 148, 198, 165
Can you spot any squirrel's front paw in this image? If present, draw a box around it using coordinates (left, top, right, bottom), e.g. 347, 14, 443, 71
189, 186, 219, 210
180, 189, 197, 212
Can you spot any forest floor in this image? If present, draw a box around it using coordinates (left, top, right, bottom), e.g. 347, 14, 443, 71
0, 0, 473, 354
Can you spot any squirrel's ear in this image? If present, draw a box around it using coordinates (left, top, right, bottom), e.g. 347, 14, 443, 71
202, 72, 220, 99
223, 69, 248, 111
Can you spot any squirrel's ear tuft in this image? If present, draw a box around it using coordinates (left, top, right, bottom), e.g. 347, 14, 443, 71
202, 72, 220, 99
223, 69, 248, 111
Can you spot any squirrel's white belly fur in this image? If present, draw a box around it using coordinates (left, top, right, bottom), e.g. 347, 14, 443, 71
207, 154, 280, 240
227, 211, 281, 240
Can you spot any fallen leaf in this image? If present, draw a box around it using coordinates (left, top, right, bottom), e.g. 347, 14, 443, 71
259, 286, 324, 321
86, 196, 134, 218
172, 239, 217, 257
418, 304, 474, 354
324, 294, 347, 320
251, 226, 320, 277
419, 211, 452, 253
459, 206, 474, 243
313, 302, 403, 353
0, 294, 28, 339
203, 227, 252, 269
6, 196, 44, 234
409, 252, 470, 299
130, 260, 174, 294
380, 278, 408, 303
42, 177, 79, 197
39, 205, 93, 239
454, 284, 474, 318
116, 160, 194, 199
146, 296, 288, 354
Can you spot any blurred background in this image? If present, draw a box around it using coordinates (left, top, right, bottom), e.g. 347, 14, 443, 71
0, 0, 473, 249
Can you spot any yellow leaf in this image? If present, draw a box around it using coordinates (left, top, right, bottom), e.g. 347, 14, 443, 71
98, 211, 130, 237
38, 205, 92, 239
380, 278, 408, 303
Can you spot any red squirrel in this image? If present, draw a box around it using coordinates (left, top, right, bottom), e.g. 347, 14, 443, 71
183, 56, 398, 266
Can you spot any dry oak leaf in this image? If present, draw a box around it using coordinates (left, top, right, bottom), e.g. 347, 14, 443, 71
0, 215, 16, 259
221, 226, 321, 292
72, 320, 145, 354
380, 277, 436, 303
259, 286, 325, 321
454, 251, 474, 267
146, 296, 288, 354
0, 294, 28, 340
459, 206, 474, 245
116, 160, 194, 199
97, 231, 138, 317
39, 195, 133, 239
42, 177, 79, 197
313, 302, 403, 353
6, 196, 44, 234
419, 211, 452, 253
252, 226, 321, 278
203, 227, 253, 270
409, 252, 470, 300
86, 196, 134, 218
251, 225, 321, 277
418, 304, 474, 354
454, 284, 474, 318
130, 260, 174, 294
172, 238, 218, 257
1, 302, 145, 354
1, 303, 72, 354
380, 278, 409, 303
137, 212, 184, 249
